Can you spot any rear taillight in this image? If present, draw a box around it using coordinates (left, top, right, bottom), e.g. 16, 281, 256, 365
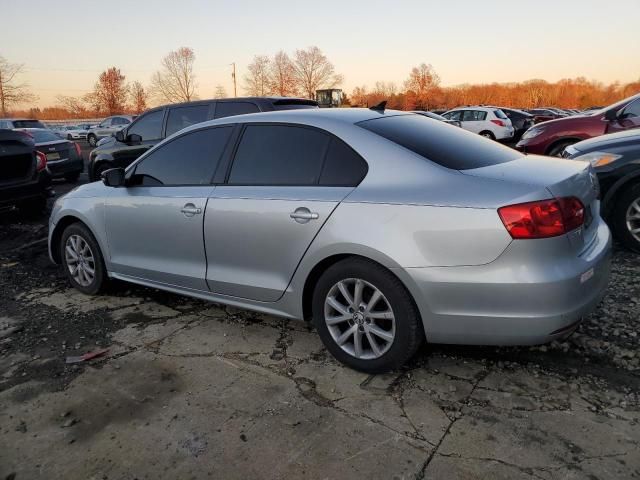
74, 142, 82, 157
35, 151, 47, 172
490, 119, 505, 127
498, 197, 585, 239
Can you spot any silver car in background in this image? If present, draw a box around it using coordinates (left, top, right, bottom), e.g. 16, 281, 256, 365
48, 108, 611, 372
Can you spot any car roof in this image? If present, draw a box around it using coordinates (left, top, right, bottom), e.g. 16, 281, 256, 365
140, 96, 318, 115
179, 108, 413, 135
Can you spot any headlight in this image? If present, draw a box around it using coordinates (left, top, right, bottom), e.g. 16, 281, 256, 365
521, 127, 544, 140
574, 151, 622, 168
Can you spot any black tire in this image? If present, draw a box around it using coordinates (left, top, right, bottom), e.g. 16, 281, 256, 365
64, 172, 81, 183
60, 223, 108, 295
18, 196, 47, 217
546, 140, 576, 157
87, 134, 97, 147
479, 131, 495, 140
611, 183, 640, 253
312, 257, 424, 373
92, 162, 111, 181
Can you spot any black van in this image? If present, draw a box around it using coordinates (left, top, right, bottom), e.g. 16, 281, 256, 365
88, 97, 318, 180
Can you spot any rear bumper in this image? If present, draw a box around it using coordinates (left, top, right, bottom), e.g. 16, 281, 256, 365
0, 172, 52, 208
47, 157, 83, 177
400, 218, 612, 345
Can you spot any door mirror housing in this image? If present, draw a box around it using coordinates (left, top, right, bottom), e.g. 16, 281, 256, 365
101, 168, 126, 187
604, 109, 620, 121
126, 133, 142, 144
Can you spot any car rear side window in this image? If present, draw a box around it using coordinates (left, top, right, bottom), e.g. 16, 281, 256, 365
319, 138, 368, 186
128, 110, 164, 141
166, 105, 210, 137
462, 110, 487, 121
358, 114, 518, 170
228, 125, 329, 185
215, 102, 260, 119
133, 126, 232, 186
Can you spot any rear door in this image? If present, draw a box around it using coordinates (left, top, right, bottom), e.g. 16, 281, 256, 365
204, 124, 366, 301
105, 126, 234, 290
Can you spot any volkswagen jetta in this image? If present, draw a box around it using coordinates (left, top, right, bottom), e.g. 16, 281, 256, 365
48, 108, 611, 372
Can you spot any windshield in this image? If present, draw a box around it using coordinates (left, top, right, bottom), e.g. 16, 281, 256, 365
590, 93, 640, 116
358, 114, 520, 170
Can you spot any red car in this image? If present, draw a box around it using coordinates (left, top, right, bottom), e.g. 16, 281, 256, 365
516, 93, 640, 156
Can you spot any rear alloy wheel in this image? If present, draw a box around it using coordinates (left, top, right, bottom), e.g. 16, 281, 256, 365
612, 183, 640, 253
312, 258, 424, 373
60, 223, 107, 294
479, 131, 495, 140
87, 134, 97, 147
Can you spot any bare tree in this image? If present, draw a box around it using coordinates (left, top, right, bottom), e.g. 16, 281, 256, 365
214, 84, 227, 99
292, 46, 342, 99
56, 95, 88, 117
0, 56, 37, 116
87, 67, 129, 115
270, 51, 297, 97
243, 55, 271, 96
404, 63, 440, 109
129, 81, 148, 113
151, 47, 197, 103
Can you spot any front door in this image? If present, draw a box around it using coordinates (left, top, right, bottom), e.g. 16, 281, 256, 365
105, 125, 235, 290
606, 98, 640, 134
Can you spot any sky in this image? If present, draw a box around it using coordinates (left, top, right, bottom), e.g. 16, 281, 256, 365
1, 0, 639, 107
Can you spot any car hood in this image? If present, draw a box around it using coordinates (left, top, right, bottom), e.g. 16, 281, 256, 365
534, 114, 599, 130
572, 129, 640, 153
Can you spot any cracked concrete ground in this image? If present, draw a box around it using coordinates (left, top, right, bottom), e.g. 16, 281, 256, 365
1, 210, 639, 479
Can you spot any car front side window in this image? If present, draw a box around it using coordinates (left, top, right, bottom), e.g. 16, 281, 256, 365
132, 126, 232, 186
127, 110, 164, 142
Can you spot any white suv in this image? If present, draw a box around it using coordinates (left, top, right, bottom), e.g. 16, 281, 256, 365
442, 107, 514, 140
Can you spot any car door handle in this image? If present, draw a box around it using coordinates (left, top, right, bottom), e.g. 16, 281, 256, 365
181, 204, 202, 216
290, 208, 319, 223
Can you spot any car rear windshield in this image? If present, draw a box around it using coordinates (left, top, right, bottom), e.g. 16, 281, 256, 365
31, 130, 63, 143
494, 109, 508, 119
13, 120, 45, 128
357, 114, 519, 170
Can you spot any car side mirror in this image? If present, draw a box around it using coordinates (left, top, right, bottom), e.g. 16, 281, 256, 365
115, 130, 125, 142
101, 168, 126, 187
604, 109, 619, 121
126, 133, 142, 145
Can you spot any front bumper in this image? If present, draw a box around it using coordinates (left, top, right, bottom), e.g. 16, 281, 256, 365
515, 137, 549, 154
401, 218, 612, 345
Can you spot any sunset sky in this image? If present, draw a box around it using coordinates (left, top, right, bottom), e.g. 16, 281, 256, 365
1, 0, 639, 107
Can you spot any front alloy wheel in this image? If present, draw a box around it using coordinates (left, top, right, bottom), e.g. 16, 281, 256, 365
324, 278, 395, 360
65, 234, 96, 287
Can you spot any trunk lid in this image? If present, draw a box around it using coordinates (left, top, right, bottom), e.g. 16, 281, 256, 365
461, 155, 600, 253
36, 140, 71, 162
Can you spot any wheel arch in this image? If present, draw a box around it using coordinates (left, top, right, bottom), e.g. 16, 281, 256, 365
543, 137, 584, 156
601, 170, 640, 219
50, 214, 104, 265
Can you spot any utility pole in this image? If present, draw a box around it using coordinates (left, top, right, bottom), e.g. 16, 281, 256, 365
231, 62, 237, 97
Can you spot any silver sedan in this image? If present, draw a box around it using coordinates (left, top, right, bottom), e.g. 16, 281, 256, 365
48, 108, 611, 372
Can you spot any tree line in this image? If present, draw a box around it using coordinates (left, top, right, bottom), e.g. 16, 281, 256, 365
1, 49, 638, 120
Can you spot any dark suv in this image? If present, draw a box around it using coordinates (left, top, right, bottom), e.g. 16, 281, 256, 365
88, 97, 318, 180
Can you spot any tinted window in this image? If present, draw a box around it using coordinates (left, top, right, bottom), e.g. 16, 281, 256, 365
462, 110, 487, 121
166, 105, 210, 136
112, 117, 130, 125
12, 120, 45, 129
494, 110, 508, 119
319, 138, 367, 186
31, 130, 62, 143
133, 127, 232, 186
128, 110, 164, 141
358, 114, 518, 170
621, 99, 640, 119
215, 102, 260, 119
229, 125, 329, 185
